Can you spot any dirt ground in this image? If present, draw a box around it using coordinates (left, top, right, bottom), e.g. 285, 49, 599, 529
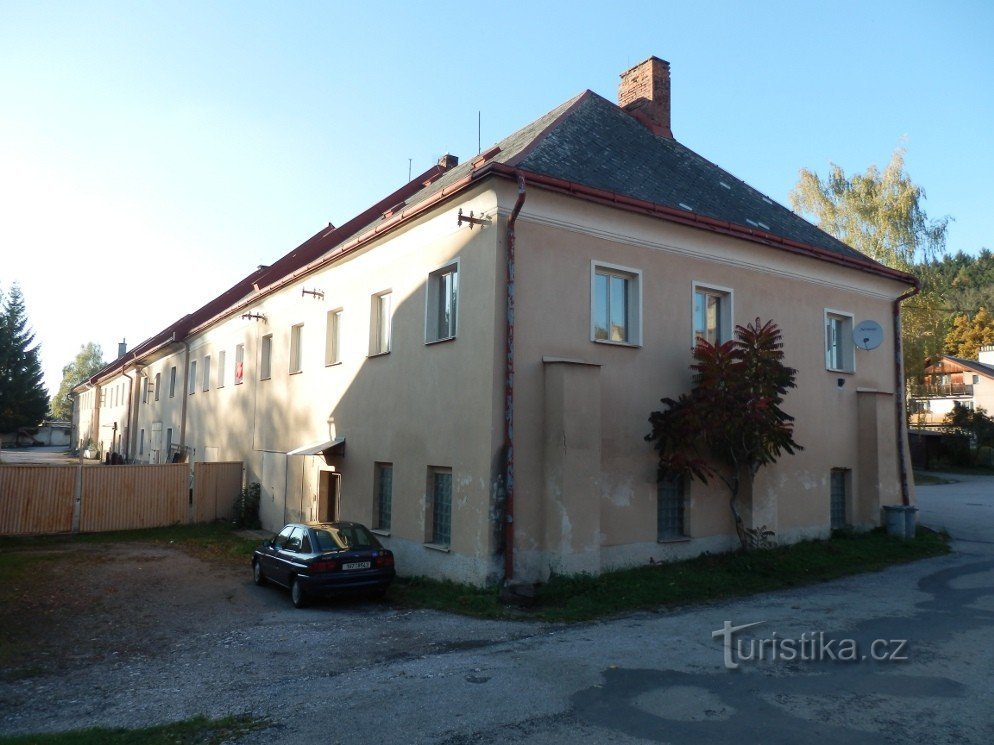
0, 540, 271, 679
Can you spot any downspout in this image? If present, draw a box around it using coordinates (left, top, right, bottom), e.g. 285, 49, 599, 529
122, 364, 136, 461
177, 334, 191, 457
503, 173, 526, 582
894, 284, 920, 506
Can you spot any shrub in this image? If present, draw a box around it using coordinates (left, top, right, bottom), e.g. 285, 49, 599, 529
233, 482, 261, 529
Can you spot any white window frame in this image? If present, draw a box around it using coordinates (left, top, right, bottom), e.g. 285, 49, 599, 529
169, 366, 177, 398
154, 372, 161, 401
234, 344, 245, 384
217, 350, 226, 388
202, 355, 211, 392
370, 290, 393, 356
825, 309, 855, 373
260, 334, 273, 380
425, 260, 459, 344
326, 309, 343, 366
692, 282, 733, 346
590, 261, 643, 346
189, 360, 197, 395
289, 323, 304, 374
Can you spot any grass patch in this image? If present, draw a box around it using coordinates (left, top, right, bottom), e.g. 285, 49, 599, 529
392, 528, 950, 622
0, 714, 268, 745
0, 523, 260, 568
913, 470, 957, 485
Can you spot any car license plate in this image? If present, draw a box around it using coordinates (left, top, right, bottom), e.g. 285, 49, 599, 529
342, 561, 371, 571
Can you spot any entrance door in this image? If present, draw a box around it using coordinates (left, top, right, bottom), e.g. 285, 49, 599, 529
317, 471, 341, 522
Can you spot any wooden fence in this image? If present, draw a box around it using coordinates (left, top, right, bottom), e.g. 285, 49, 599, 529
0, 461, 244, 536
0, 466, 76, 534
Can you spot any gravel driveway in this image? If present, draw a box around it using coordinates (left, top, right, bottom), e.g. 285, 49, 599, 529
0, 539, 545, 738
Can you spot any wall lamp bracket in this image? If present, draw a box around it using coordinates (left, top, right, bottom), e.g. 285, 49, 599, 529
241, 312, 268, 322
302, 288, 325, 300
457, 208, 487, 229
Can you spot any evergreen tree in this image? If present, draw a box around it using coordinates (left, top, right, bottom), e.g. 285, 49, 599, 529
0, 283, 50, 434
49, 342, 105, 421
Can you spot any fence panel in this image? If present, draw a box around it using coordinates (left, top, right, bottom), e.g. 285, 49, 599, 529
193, 462, 243, 523
80, 464, 188, 532
0, 466, 76, 535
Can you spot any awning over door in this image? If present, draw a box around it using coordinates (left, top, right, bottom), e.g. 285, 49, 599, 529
287, 437, 346, 465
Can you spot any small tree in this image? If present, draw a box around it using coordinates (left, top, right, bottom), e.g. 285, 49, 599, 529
943, 402, 994, 466
646, 318, 802, 550
944, 307, 994, 360
49, 342, 106, 421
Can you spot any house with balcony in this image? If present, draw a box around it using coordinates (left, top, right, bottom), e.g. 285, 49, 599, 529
73, 56, 918, 586
908, 347, 994, 426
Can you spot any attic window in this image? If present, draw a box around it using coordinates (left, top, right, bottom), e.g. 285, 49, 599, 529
471, 146, 502, 168
678, 202, 694, 211
382, 201, 406, 219
719, 181, 731, 190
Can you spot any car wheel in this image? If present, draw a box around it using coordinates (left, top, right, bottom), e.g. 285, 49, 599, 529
252, 560, 266, 586
290, 577, 307, 608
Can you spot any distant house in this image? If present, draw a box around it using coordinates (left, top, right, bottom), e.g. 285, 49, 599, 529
908, 347, 994, 426
73, 56, 918, 586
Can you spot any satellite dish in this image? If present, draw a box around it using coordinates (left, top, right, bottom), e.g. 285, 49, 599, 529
853, 320, 884, 351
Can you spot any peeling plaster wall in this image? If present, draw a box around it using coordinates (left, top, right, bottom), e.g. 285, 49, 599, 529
510, 188, 911, 580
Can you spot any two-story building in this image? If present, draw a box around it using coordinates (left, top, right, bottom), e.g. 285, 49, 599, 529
74, 56, 917, 585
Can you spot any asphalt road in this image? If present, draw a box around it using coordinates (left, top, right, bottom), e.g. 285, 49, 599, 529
235, 476, 994, 745
2, 460, 991, 743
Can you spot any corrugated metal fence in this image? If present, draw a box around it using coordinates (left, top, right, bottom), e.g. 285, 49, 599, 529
0, 462, 244, 536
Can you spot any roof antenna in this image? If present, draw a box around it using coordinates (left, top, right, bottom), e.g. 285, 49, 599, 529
408, 158, 412, 182
478, 110, 481, 154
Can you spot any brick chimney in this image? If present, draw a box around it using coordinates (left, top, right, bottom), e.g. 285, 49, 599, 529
618, 56, 673, 139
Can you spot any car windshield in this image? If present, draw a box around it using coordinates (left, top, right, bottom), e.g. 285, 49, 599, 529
312, 525, 381, 551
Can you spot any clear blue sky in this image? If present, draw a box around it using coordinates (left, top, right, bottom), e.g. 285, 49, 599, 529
1, 0, 991, 395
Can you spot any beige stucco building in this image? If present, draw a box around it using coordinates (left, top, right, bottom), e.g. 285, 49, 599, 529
73, 57, 917, 586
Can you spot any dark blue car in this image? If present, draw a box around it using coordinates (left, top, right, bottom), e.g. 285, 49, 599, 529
252, 522, 395, 608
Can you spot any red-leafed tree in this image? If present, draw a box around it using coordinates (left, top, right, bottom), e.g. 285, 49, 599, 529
646, 318, 802, 550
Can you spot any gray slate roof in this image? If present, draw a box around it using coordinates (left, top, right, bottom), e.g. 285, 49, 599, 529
345, 90, 869, 263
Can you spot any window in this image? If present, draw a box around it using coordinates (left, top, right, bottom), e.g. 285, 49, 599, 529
374, 462, 393, 531
165, 428, 173, 461
326, 309, 342, 365
235, 344, 245, 384
169, 366, 177, 398
217, 350, 226, 388
189, 360, 197, 395
427, 467, 452, 547
202, 355, 211, 392
825, 310, 854, 372
260, 334, 273, 379
370, 291, 393, 355
693, 284, 732, 345
830, 469, 849, 530
139, 429, 145, 456
657, 475, 687, 540
426, 263, 458, 342
592, 262, 642, 345
289, 324, 304, 374
154, 372, 161, 401
141, 376, 148, 404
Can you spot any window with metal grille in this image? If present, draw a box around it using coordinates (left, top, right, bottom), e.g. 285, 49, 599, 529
657, 474, 686, 540
428, 468, 452, 547
374, 462, 393, 531
830, 469, 848, 530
